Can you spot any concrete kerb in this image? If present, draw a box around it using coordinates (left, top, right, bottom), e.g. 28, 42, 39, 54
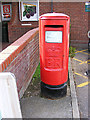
69, 57, 80, 119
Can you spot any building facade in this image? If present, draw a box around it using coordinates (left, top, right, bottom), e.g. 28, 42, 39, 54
2, 2, 89, 48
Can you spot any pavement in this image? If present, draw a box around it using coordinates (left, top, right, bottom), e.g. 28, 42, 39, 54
72, 49, 89, 118
20, 58, 80, 119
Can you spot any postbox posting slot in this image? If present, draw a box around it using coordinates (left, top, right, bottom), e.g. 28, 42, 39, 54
45, 25, 63, 28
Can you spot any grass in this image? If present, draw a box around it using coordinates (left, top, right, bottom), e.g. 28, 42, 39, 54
33, 63, 40, 81
69, 46, 76, 58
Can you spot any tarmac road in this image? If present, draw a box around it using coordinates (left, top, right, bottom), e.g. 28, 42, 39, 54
72, 49, 89, 118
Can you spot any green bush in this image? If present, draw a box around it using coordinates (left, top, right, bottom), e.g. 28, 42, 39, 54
69, 46, 76, 58
69, 24, 76, 58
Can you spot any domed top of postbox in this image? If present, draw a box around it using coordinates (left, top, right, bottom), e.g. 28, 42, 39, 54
40, 12, 70, 20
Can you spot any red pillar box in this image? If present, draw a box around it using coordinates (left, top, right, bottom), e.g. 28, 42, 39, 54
39, 13, 70, 99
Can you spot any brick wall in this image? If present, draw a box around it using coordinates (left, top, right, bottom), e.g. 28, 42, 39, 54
8, 2, 88, 47
0, 28, 39, 98
40, 2, 88, 47
8, 2, 38, 42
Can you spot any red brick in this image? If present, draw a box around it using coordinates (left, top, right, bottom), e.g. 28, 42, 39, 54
2, 31, 39, 98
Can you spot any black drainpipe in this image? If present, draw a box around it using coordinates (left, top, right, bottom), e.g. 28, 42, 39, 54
51, 0, 53, 13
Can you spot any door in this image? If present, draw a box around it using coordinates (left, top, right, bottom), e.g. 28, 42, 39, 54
2, 22, 8, 42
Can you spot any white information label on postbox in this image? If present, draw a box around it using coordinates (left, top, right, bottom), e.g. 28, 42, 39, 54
45, 31, 62, 43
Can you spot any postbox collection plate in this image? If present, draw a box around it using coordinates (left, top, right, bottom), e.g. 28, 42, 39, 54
45, 31, 62, 43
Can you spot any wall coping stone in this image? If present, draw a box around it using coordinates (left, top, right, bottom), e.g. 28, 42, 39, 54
0, 28, 39, 72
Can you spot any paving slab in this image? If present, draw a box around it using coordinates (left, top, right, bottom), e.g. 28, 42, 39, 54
20, 87, 72, 118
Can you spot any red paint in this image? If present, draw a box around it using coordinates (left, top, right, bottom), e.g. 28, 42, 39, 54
3, 5, 10, 14
39, 13, 70, 85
